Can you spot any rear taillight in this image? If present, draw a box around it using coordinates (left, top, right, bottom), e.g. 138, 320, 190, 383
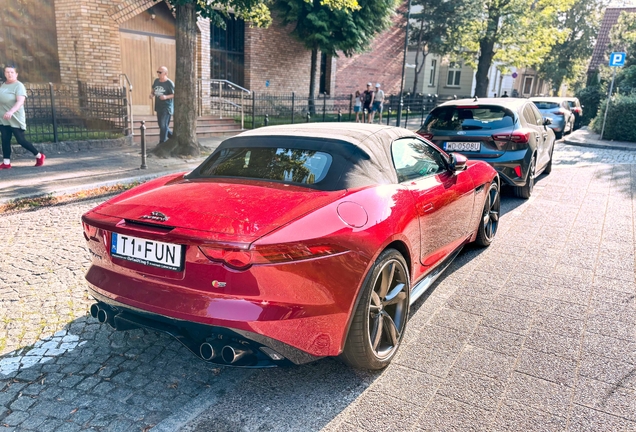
492, 131, 530, 144
199, 243, 346, 270
573, 108, 582, 114
82, 221, 97, 240
417, 132, 434, 140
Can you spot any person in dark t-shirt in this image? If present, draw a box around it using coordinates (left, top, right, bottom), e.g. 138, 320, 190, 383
149, 66, 174, 144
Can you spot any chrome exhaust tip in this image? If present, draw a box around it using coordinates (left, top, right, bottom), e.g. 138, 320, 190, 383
96, 307, 109, 324
89, 304, 100, 319
221, 344, 252, 364
199, 342, 218, 361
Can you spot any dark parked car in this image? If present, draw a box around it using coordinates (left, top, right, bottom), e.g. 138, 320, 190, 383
565, 97, 583, 130
417, 97, 555, 199
530, 97, 575, 139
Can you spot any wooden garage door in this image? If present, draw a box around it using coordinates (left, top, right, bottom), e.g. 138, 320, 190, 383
120, 32, 176, 115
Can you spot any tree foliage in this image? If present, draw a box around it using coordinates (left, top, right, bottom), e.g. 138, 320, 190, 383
609, 10, 636, 68
537, 0, 605, 94
408, 0, 478, 94
452, 0, 574, 97
273, 0, 397, 110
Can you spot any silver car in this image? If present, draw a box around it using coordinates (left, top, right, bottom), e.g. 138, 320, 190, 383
530, 97, 575, 139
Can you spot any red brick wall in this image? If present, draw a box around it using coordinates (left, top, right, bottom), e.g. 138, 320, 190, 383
244, 16, 316, 94
334, 6, 405, 97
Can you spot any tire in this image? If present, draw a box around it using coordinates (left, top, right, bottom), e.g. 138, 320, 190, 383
543, 147, 553, 175
514, 155, 536, 199
475, 181, 500, 247
555, 131, 563, 140
341, 249, 410, 370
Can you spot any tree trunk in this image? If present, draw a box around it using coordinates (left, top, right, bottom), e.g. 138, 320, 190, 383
411, 20, 425, 95
308, 47, 318, 115
474, 11, 500, 98
153, 2, 200, 158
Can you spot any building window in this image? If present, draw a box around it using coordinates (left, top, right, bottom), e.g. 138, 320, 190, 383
447, 62, 461, 86
210, 16, 244, 87
522, 76, 534, 95
429, 59, 436, 86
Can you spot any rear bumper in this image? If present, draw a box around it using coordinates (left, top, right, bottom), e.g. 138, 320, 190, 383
88, 290, 321, 367
465, 149, 533, 187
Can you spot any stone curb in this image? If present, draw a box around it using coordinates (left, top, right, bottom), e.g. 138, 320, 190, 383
563, 137, 636, 151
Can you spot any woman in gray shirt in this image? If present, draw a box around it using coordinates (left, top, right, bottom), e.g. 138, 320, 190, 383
0, 65, 44, 169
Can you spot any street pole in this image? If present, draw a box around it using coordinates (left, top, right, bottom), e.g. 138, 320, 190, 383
600, 67, 616, 141
396, 0, 412, 128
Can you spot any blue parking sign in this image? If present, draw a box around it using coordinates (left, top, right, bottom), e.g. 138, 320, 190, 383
609, 52, 626, 67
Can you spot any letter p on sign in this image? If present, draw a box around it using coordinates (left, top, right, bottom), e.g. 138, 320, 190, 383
609, 52, 626, 67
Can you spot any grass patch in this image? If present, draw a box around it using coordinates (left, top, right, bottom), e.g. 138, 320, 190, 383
0, 181, 142, 215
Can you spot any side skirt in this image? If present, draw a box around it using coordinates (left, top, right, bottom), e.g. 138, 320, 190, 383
409, 245, 464, 305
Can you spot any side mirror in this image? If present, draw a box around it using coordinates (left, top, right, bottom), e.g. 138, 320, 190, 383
581, 105, 585, 108
543, 117, 552, 126
449, 153, 467, 172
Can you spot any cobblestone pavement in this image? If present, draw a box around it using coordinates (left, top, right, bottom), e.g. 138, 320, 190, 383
1, 143, 635, 431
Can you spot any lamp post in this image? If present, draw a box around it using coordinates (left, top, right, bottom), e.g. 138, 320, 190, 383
396, 0, 412, 128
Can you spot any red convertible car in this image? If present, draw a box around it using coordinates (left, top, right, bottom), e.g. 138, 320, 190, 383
82, 124, 499, 369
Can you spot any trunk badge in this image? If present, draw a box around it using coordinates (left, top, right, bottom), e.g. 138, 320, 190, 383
140, 211, 169, 222
212, 280, 227, 288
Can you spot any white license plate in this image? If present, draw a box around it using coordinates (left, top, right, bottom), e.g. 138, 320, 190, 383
110, 233, 183, 271
445, 142, 481, 152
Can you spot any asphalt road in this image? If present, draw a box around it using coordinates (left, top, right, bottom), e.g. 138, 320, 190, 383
1, 143, 635, 431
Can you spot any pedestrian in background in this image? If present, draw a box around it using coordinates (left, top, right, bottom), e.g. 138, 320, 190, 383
362, 83, 374, 123
501, 91, 509, 98
150, 66, 174, 144
0, 65, 45, 169
370, 83, 384, 124
353, 90, 363, 123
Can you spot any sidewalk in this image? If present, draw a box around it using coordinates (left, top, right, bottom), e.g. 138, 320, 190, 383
563, 126, 636, 151
0, 136, 225, 204
1, 126, 634, 205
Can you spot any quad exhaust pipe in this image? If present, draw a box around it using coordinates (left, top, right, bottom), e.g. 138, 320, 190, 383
221, 343, 252, 364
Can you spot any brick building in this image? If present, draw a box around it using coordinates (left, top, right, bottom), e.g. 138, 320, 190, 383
1, 0, 405, 115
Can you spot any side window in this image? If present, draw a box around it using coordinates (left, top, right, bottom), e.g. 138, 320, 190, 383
391, 138, 446, 183
522, 106, 536, 126
529, 104, 543, 125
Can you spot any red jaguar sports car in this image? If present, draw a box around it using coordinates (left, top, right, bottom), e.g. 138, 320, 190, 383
82, 124, 500, 369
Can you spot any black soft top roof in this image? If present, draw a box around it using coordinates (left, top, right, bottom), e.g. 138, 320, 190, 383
188, 123, 418, 190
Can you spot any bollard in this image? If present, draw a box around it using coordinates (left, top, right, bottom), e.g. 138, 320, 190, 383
338, 109, 342, 122
264, 114, 269, 127
306, 111, 311, 123
140, 121, 147, 170
363, 108, 368, 123
387, 107, 392, 126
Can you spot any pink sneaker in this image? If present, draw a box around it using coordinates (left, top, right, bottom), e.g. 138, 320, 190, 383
35, 154, 46, 167
0, 163, 11, 169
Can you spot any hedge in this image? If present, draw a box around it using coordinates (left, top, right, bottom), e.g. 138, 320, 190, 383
575, 85, 603, 126
590, 94, 636, 142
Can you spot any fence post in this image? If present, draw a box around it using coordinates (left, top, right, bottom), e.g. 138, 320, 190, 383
140, 121, 147, 169
405, 107, 410, 129
252, 91, 256, 130
322, 93, 326, 122
349, 94, 353, 121
291, 92, 295, 124
264, 114, 269, 127
306, 112, 311, 123
49, 83, 59, 143
421, 94, 427, 126
338, 109, 342, 122
387, 107, 392, 126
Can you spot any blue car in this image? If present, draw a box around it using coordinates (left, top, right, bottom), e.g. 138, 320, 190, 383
530, 97, 575, 139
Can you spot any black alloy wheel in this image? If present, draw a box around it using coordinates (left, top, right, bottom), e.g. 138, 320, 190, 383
475, 181, 500, 247
341, 249, 410, 370
514, 155, 536, 199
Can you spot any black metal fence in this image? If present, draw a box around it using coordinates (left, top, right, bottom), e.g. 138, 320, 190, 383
23, 82, 128, 143
221, 91, 447, 129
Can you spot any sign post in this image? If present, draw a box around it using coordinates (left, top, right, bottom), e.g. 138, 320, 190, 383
600, 52, 626, 140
